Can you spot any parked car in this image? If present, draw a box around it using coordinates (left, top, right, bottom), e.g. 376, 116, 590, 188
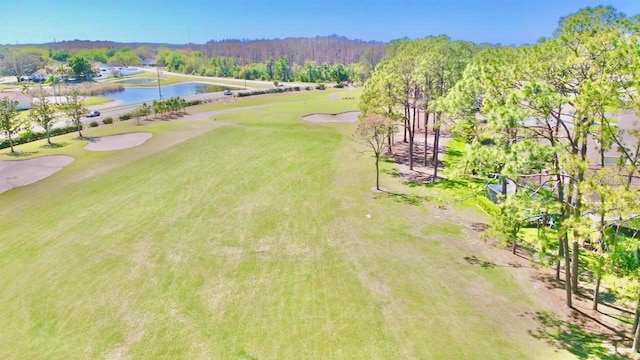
223, 90, 233, 96
86, 110, 101, 118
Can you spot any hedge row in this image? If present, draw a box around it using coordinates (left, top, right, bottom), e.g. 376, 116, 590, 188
0, 125, 80, 149
236, 86, 306, 97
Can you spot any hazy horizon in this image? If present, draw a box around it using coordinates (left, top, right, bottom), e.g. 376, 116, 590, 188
2, 0, 640, 46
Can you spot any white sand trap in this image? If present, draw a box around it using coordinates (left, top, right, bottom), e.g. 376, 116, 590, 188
302, 111, 360, 123
0, 155, 74, 194
84, 132, 153, 151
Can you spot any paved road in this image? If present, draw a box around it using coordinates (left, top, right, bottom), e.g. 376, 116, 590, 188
140, 67, 312, 89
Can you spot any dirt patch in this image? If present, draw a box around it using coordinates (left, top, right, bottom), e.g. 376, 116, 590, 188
302, 111, 360, 123
0, 155, 74, 194
84, 133, 152, 151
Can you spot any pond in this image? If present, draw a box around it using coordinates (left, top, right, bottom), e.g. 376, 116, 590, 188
119, 78, 158, 85
102, 82, 231, 105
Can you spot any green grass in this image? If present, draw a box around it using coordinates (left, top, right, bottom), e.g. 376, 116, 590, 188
82, 96, 112, 106
0, 91, 574, 359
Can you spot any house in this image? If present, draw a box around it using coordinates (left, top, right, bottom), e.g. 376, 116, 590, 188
141, 57, 157, 67
0, 91, 32, 110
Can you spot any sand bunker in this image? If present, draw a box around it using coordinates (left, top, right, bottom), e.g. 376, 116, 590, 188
0, 155, 74, 194
84, 132, 152, 151
302, 111, 360, 123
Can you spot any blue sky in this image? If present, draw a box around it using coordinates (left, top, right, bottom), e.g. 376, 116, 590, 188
2, 0, 640, 45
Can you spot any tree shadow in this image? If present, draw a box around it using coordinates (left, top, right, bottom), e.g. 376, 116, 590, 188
2, 150, 40, 158
40, 142, 69, 149
470, 222, 489, 232
373, 190, 432, 206
463, 255, 496, 269
529, 311, 628, 359
463, 254, 530, 269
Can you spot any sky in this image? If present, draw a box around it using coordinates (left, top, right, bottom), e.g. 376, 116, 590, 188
2, 0, 640, 46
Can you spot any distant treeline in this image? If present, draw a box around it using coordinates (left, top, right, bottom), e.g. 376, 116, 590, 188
0, 36, 384, 83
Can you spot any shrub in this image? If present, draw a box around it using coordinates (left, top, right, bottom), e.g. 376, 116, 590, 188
119, 113, 131, 121
334, 83, 345, 88
0, 125, 80, 149
315, 83, 326, 90
102, 117, 113, 124
476, 196, 499, 216
89, 121, 99, 128
18, 129, 37, 142
305, 86, 312, 91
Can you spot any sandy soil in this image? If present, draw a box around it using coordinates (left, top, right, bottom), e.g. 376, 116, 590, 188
302, 111, 360, 123
0, 155, 74, 193
84, 133, 153, 151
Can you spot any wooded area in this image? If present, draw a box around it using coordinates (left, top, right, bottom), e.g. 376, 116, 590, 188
359, 5, 640, 352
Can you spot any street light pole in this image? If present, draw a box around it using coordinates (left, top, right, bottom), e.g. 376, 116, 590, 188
156, 66, 162, 100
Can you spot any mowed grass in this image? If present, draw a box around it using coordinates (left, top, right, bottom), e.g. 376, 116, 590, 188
0, 91, 570, 359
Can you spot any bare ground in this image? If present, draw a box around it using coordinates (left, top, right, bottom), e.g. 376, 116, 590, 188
302, 111, 360, 123
0, 155, 74, 194
84, 133, 153, 151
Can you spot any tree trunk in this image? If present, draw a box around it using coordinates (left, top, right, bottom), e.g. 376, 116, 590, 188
556, 237, 563, 280
563, 234, 573, 308
633, 303, 640, 353
432, 114, 441, 181
375, 156, 380, 190
46, 131, 51, 145
592, 274, 601, 310
403, 115, 407, 143
77, 123, 83, 139
424, 112, 429, 166
8, 135, 14, 153
512, 237, 517, 254
571, 241, 579, 294
633, 299, 640, 334
409, 105, 416, 170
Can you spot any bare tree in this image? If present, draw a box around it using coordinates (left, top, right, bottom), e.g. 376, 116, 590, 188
355, 113, 395, 190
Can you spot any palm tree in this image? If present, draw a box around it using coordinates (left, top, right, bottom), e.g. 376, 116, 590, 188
45, 75, 61, 104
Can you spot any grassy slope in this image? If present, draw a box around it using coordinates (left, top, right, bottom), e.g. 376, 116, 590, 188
0, 90, 570, 359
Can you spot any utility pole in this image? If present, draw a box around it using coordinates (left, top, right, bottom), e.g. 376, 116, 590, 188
156, 66, 162, 100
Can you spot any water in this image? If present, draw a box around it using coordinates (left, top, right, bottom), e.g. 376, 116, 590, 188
102, 82, 230, 105
119, 78, 158, 85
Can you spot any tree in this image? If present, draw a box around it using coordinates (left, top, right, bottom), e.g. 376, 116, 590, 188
141, 102, 150, 120
50, 50, 71, 62
0, 97, 23, 153
67, 55, 92, 80
0, 49, 45, 82
45, 75, 62, 104
30, 90, 57, 145
109, 50, 141, 68
62, 88, 87, 138
356, 113, 395, 190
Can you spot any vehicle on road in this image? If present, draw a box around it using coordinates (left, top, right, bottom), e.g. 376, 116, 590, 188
86, 110, 101, 118
223, 90, 233, 95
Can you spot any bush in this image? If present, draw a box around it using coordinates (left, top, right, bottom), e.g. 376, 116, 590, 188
186, 99, 202, 106
476, 196, 499, 216
305, 86, 312, 91
119, 113, 131, 121
315, 83, 326, 90
0, 125, 80, 149
102, 117, 113, 124
89, 121, 99, 128
334, 83, 345, 88
18, 129, 37, 142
